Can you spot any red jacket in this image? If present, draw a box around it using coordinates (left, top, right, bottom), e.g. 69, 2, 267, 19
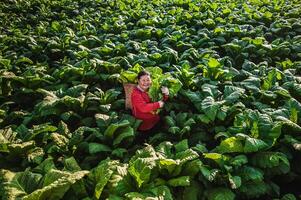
131, 87, 168, 131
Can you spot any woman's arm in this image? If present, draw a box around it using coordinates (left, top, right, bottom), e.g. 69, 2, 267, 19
132, 92, 160, 113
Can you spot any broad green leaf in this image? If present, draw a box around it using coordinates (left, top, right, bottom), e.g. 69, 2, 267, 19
239, 181, 268, 199
167, 176, 190, 187
158, 159, 178, 175
251, 152, 290, 174
25, 124, 57, 141
208, 58, 220, 68
42, 170, 70, 187
207, 187, 235, 200
175, 149, 199, 165
230, 155, 248, 167
223, 86, 245, 103
27, 147, 44, 164
88, 143, 112, 154
174, 139, 189, 153
217, 137, 244, 153
113, 126, 134, 147
16, 57, 33, 65
50, 133, 69, 149
124, 192, 146, 199
8, 141, 36, 155
88, 159, 116, 199
63, 84, 88, 97
128, 157, 156, 188
244, 137, 269, 153
111, 148, 127, 158
201, 97, 224, 121
147, 185, 173, 200
33, 158, 56, 174
200, 166, 219, 182
182, 180, 202, 200
23, 170, 88, 200
1, 169, 42, 199
63, 157, 81, 172
104, 120, 130, 138
228, 175, 241, 189
237, 166, 263, 182
182, 159, 203, 177
281, 194, 297, 200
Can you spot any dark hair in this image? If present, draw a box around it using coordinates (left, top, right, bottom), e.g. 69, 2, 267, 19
137, 70, 150, 80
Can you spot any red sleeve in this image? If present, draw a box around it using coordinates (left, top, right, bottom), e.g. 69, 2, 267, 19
132, 91, 160, 113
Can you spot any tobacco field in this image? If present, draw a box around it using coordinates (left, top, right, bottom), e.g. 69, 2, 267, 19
0, 0, 301, 199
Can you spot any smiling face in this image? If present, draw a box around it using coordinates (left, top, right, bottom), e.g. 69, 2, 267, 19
138, 74, 152, 91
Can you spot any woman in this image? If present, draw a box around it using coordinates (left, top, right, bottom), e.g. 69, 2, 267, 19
131, 70, 169, 131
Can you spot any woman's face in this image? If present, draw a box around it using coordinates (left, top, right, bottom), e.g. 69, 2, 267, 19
138, 75, 152, 91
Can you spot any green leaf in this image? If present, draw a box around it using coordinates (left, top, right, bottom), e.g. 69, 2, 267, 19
147, 185, 173, 200
8, 141, 36, 155
182, 180, 202, 200
203, 153, 229, 167
63, 157, 82, 172
128, 157, 156, 188
201, 97, 224, 121
182, 90, 203, 111
33, 158, 56, 174
174, 139, 189, 153
145, 67, 163, 79
223, 86, 245, 103
228, 175, 241, 189
27, 147, 44, 164
95, 113, 111, 129
251, 152, 290, 174
167, 176, 190, 187
207, 187, 235, 200
239, 181, 268, 199
23, 170, 88, 200
120, 71, 138, 83
168, 126, 180, 134
158, 159, 178, 175
16, 57, 33, 65
217, 137, 244, 153
281, 194, 297, 200
277, 116, 301, 132
175, 149, 199, 166
237, 166, 263, 182
230, 155, 248, 167
25, 124, 57, 141
88, 159, 116, 199
0, 58, 11, 69
104, 120, 130, 138
113, 126, 134, 147
182, 159, 203, 177
111, 148, 127, 158
244, 137, 269, 153
64, 84, 88, 97
200, 166, 219, 182
1, 169, 42, 199
241, 77, 261, 92
124, 192, 146, 199
51, 21, 61, 31
208, 58, 220, 68
88, 143, 112, 154
195, 114, 211, 124
50, 133, 69, 149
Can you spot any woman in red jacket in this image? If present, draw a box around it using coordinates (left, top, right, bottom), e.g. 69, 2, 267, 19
131, 70, 169, 131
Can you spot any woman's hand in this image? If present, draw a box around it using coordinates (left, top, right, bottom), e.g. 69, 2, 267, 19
161, 86, 169, 95
158, 100, 164, 108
